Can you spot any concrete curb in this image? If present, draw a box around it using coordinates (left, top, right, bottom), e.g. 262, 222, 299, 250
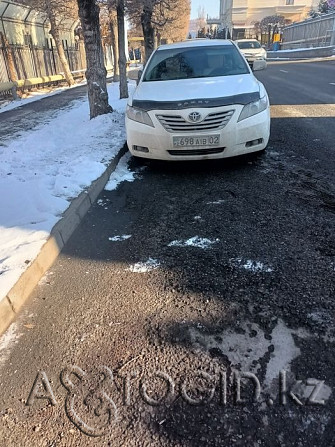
0, 144, 128, 335
268, 46, 334, 59
267, 56, 335, 64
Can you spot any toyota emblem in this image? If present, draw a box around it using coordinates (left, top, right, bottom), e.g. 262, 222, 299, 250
188, 112, 202, 123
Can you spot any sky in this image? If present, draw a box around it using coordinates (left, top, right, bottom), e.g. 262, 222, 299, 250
190, 0, 220, 20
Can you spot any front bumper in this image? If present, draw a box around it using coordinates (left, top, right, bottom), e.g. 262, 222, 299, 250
243, 55, 267, 65
126, 104, 270, 161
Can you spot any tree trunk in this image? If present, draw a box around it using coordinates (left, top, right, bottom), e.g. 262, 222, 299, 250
0, 32, 18, 82
77, 0, 113, 119
48, 12, 75, 86
109, 10, 119, 82
141, 6, 155, 63
156, 31, 161, 47
153, 29, 158, 49
116, 0, 128, 99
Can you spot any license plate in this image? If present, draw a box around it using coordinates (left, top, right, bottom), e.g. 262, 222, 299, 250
173, 135, 220, 148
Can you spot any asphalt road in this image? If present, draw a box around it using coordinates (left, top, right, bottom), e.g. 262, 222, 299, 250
1, 60, 335, 447
258, 59, 335, 105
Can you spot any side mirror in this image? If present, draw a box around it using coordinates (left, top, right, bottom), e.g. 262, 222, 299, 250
253, 59, 267, 71
136, 69, 143, 85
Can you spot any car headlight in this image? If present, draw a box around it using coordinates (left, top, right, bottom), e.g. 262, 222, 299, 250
258, 50, 267, 59
238, 95, 268, 122
126, 105, 154, 127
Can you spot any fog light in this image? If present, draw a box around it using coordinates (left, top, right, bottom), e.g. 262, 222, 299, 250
246, 138, 263, 148
133, 145, 149, 153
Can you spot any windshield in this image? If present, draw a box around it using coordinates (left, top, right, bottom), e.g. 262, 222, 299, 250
237, 41, 262, 49
143, 45, 249, 82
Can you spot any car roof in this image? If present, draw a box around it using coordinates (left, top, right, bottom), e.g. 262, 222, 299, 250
157, 39, 234, 51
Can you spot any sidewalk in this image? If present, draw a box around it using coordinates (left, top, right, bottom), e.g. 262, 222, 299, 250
0, 81, 135, 334
0, 83, 88, 144
267, 45, 335, 60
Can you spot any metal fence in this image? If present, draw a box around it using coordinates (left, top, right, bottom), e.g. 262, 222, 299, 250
0, 42, 86, 83
282, 12, 335, 50
0, 46, 8, 82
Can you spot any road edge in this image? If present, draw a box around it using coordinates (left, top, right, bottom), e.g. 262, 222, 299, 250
0, 143, 128, 335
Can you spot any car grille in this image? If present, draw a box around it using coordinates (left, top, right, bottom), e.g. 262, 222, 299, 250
156, 110, 234, 133
168, 148, 225, 156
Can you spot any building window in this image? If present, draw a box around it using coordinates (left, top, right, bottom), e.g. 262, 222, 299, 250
286, 0, 294, 5
24, 33, 31, 46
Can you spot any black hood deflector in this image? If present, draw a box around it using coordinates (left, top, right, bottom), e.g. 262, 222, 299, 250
132, 92, 260, 111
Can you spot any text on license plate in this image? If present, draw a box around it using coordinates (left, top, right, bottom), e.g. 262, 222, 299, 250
173, 135, 220, 147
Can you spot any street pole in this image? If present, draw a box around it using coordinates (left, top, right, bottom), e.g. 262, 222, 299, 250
220, 0, 233, 39
330, 16, 335, 46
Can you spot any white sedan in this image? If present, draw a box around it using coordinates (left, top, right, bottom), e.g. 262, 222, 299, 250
236, 39, 267, 68
126, 39, 270, 161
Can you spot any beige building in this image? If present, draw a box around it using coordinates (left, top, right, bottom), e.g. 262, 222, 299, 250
232, 0, 319, 27
206, 0, 320, 38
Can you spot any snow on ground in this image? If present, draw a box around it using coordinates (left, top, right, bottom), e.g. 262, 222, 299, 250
108, 235, 131, 242
127, 258, 161, 273
105, 153, 136, 190
168, 236, 219, 249
0, 323, 22, 366
0, 81, 135, 300
188, 318, 330, 400
264, 319, 301, 386
271, 45, 334, 54
206, 200, 226, 205
230, 258, 273, 273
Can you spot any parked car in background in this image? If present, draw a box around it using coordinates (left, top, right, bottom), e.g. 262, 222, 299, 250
236, 39, 267, 68
126, 39, 270, 161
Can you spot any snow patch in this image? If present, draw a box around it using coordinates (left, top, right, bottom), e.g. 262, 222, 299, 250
189, 319, 305, 389
206, 200, 226, 205
38, 270, 54, 286
291, 379, 332, 404
109, 235, 131, 242
105, 153, 136, 190
168, 236, 219, 249
0, 323, 22, 367
231, 258, 273, 273
127, 258, 160, 273
271, 45, 334, 54
189, 321, 269, 373
97, 198, 109, 207
264, 319, 300, 385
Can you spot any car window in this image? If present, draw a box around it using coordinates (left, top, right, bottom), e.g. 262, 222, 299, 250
237, 41, 262, 49
143, 45, 250, 82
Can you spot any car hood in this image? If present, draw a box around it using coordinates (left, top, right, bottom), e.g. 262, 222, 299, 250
131, 74, 260, 108
240, 48, 263, 54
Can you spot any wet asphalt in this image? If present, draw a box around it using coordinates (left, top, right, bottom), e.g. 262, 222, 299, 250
0, 60, 335, 447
